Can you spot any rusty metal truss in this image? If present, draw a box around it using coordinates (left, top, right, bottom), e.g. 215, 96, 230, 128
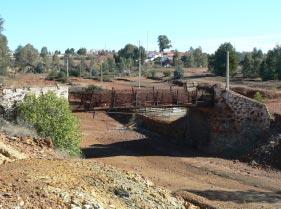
69, 86, 214, 112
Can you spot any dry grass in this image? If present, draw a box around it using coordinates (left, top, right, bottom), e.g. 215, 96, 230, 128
0, 118, 38, 138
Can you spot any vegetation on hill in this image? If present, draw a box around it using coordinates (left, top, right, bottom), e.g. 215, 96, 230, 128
253, 91, 265, 103
180, 47, 208, 68
174, 66, 184, 79
241, 48, 263, 78
0, 17, 10, 75
208, 42, 239, 76
259, 46, 281, 81
158, 35, 172, 52
1, 13, 281, 83
0, 34, 9, 75
46, 70, 67, 82
18, 92, 81, 155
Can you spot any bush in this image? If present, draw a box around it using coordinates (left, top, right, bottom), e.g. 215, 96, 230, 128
91, 68, 98, 76
147, 69, 157, 79
46, 70, 67, 83
46, 70, 58, 80
102, 75, 113, 82
86, 85, 102, 92
253, 91, 264, 103
141, 69, 148, 77
57, 71, 67, 82
34, 63, 45, 74
154, 57, 161, 65
18, 92, 81, 155
163, 70, 172, 77
69, 69, 80, 77
173, 66, 184, 79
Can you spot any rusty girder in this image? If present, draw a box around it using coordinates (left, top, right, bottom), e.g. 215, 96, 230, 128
69, 86, 213, 112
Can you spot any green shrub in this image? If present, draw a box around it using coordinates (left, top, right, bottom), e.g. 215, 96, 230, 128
57, 71, 67, 82
46, 70, 67, 83
91, 68, 98, 76
69, 69, 80, 77
102, 75, 113, 82
46, 70, 58, 80
86, 85, 102, 92
34, 63, 45, 74
163, 70, 172, 77
174, 66, 184, 79
18, 92, 81, 155
147, 69, 157, 79
141, 69, 148, 77
253, 91, 264, 103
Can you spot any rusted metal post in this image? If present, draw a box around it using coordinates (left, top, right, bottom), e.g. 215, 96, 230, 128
176, 90, 179, 105
99, 93, 102, 107
90, 92, 95, 110
111, 87, 116, 109
131, 87, 134, 104
195, 88, 198, 104
184, 82, 187, 92
156, 91, 159, 106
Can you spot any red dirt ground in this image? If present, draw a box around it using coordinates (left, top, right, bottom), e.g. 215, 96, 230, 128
77, 112, 281, 209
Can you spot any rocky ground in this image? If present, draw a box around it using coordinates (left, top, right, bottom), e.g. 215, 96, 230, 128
0, 133, 60, 165
245, 133, 281, 169
242, 113, 281, 169
0, 131, 191, 209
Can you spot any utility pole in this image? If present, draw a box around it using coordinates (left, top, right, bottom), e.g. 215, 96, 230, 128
226, 51, 230, 91
80, 57, 82, 78
90, 56, 93, 79
146, 31, 149, 52
138, 41, 141, 89
66, 57, 69, 78
100, 64, 103, 83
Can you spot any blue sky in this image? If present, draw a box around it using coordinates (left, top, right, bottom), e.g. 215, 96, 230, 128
1, 0, 281, 53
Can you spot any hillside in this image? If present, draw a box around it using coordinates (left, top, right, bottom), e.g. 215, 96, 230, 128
0, 132, 191, 209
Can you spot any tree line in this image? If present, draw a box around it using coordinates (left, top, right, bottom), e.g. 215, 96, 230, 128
208, 42, 281, 81
1, 15, 281, 81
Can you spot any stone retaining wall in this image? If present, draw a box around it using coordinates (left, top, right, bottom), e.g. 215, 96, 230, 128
211, 85, 270, 134
0, 85, 68, 111
186, 85, 271, 155
139, 85, 272, 156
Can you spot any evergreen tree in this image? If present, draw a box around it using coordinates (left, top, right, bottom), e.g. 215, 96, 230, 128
0, 17, 10, 75
242, 53, 253, 77
157, 35, 172, 52
0, 34, 10, 75
210, 43, 238, 76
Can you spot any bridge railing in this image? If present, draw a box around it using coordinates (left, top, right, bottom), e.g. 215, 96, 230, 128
69, 85, 214, 112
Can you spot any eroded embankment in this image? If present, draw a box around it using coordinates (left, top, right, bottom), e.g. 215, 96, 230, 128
0, 123, 189, 209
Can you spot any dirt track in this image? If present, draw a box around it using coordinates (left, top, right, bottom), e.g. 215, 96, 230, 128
77, 112, 281, 209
